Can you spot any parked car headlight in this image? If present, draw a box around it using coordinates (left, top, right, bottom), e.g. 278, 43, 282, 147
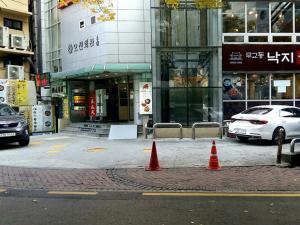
17, 120, 27, 128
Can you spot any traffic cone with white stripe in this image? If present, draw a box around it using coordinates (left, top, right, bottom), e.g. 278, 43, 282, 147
207, 140, 221, 170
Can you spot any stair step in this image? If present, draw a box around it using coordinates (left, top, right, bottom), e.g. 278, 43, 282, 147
60, 130, 108, 137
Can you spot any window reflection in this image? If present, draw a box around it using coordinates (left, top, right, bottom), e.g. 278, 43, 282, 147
271, 2, 293, 33
247, 74, 269, 100
247, 1, 269, 33
223, 2, 245, 33
271, 74, 293, 99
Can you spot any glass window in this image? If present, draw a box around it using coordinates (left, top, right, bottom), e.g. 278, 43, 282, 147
187, 10, 202, 46
224, 36, 244, 42
247, 74, 269, 100
242, 107, 272, 115
223, 102, 245, 120
171, 10, 186, 46
169, 88, 187, 124
280, 108, 294, 117
296, 2, 300, 32
0, 105, 15, 116
295, 74, 300, 99
189, 88, 221, 123
272, 36, 291, 42
51, 7, 58, 24
168, 52, 187, 88
223, 74, 245, 100
247, 101, 270, 109
247, 1, 269, 33
271, 74, 293, 99
290, 108, 300, 117
223, 2, 245, 33
187, 52, 210, 87
248, 36, 268, 42
52, 25, 58, 51
271, 101, 293, 106
271, 2, 293, 33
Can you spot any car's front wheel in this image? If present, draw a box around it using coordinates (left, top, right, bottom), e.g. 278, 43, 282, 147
272, 127, 285, 144
19, 137, 30, 146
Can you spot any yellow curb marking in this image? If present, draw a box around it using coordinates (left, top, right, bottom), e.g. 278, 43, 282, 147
87, 147, 105, 153
30, 141, 43, 145
50, 144, 67, 149
48, 191, 98, 196
143, 148, 152, 152
0, 189, 6, 193
142, 192, 300, 197
47, 150, 62, 154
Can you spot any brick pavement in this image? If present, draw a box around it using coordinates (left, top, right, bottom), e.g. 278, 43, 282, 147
0, 166, 299, 192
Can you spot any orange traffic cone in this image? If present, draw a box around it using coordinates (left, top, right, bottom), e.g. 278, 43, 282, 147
207, 140, 221, 170
145, 141, 161, 171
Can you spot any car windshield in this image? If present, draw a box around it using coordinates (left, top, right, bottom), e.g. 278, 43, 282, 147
241, 107, 272, 115
0, 105, 16, 116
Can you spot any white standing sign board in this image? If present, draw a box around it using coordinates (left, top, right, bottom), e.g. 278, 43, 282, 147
139, 82, 152, 115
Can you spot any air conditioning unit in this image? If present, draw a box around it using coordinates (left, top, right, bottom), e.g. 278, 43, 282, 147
10, 34, 27, 50
6, 65, 24, 80
0, 27, 9, 47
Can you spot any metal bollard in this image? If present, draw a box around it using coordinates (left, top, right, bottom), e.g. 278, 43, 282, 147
276, 128, 284, 164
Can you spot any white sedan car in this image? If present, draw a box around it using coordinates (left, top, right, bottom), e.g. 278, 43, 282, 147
228, 105, 300, 143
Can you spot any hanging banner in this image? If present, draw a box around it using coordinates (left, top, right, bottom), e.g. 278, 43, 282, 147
139, 82, 152, 115
17, 80, 29, 106
89, 91, 97, 117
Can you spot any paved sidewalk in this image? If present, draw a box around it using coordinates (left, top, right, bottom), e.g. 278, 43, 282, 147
0, 165, 299, 192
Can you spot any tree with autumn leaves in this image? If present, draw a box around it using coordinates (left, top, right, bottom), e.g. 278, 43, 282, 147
59, 0, 116, 21
59, 0, 224, 22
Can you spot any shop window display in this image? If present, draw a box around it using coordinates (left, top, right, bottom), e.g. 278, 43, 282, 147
247, 74, 269, 100
223, 74, 245, 100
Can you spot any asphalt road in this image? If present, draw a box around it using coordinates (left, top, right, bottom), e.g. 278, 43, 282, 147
0, 191, 300, 225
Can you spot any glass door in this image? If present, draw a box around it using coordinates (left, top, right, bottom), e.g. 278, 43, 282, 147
118, 83, 129, 121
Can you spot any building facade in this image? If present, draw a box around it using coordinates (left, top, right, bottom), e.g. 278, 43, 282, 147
151, 0, 222, 126
222, 0, 300, 119
49, 0, 152, 125
0, 0, 34, 80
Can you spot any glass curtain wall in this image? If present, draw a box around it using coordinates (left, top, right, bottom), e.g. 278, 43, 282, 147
152, 0, 222, 126
44, 0, 62, 72
223, 1, 300, 43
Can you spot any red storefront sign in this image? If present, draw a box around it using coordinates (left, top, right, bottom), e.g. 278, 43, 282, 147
89, 91, 96, 117
223, 44, 300, 71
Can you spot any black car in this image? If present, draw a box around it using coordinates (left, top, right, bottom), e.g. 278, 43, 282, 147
0, 103, 30, 146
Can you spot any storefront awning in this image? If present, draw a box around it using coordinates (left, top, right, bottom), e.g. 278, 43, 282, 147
50, 63, 151, 81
